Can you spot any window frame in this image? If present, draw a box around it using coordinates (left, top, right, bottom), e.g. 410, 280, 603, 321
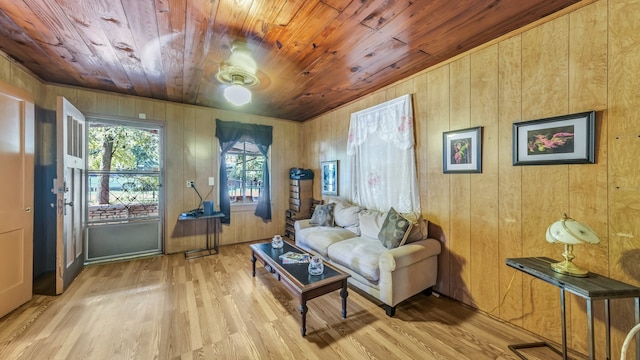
225, 141, 265, 205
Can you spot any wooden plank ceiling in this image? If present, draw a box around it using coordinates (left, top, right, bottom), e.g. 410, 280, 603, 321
0, 0, 581, 121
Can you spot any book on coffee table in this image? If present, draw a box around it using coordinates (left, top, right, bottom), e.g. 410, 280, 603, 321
279, 251, 310, 264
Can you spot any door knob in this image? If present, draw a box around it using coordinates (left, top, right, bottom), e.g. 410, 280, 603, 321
64, 201, 73, 207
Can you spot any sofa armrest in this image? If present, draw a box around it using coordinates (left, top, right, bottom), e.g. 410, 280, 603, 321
294, 219, 313, 232
377, 237, 441, 308
379, 238, 442, 272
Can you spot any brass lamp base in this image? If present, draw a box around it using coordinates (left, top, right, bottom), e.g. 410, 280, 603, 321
551, 260, 588, 277
550, 243, 589, 277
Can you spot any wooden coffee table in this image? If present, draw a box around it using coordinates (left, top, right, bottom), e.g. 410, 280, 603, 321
250, 241, 350, 336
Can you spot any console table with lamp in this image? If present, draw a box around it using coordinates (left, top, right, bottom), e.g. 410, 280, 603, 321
507, 214, 640, 360
178, 183, 224, 259
178, 210, 224, 260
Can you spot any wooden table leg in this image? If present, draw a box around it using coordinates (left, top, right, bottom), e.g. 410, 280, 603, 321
251, 252, 256, 277
299, 302, 308, 336
340, 280, 348, 318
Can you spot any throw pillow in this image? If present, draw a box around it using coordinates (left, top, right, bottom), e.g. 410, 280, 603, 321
358, 209, 388, 239
404, 215, 428, 244
310, 203, 336, 227
378, 207, 413, 249
333, 201, 362, 228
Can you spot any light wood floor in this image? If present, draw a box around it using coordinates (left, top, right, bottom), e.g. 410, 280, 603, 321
0, 242, 587, 360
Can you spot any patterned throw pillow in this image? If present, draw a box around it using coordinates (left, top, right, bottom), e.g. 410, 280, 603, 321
378, 207, 413, 249
310, 203, 336, 227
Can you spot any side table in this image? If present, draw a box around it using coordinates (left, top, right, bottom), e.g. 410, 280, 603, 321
506, 257, 640, 360
178, 212, 224, 259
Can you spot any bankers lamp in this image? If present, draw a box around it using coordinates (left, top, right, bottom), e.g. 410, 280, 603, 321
545, 213, 600, 277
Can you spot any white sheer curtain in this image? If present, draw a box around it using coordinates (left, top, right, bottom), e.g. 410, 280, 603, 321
347, 94, 421, 217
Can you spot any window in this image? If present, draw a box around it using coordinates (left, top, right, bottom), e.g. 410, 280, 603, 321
85, 117, 164, 263
347, 94, 421, 216
215, 118, 272, 223
225, 141, 265, 204
87, 120, 161, 221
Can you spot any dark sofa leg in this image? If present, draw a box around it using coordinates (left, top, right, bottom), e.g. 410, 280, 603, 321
385, 305, 396, 317
423, 286, 433, 296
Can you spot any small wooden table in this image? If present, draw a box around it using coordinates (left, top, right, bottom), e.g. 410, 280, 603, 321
506, 257, 640, 360
250, 241, 349, 336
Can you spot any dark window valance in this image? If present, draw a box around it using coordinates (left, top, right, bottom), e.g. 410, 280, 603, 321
215, 119, 272, 147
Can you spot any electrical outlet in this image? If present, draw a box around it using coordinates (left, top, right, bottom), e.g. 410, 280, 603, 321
186, 180, 194, 188
208, 177, 215, 186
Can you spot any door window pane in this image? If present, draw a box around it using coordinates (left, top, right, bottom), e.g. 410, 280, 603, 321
87, 122, 160, 223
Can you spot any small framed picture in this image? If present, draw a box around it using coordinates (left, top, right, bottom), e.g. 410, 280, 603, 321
513, 111, 595, 165
321, 160, 338, 196
443, 126, 482, 173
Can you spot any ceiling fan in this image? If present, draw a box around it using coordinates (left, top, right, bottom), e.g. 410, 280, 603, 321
215, 42, 261, 106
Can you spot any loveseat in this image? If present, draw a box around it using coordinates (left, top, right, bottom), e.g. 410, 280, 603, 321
294, 199, 441, 316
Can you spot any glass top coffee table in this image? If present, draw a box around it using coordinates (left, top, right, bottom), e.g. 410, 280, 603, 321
250, 240, 350, 336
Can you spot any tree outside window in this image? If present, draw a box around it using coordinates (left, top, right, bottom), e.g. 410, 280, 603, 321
87, 122, 161, 222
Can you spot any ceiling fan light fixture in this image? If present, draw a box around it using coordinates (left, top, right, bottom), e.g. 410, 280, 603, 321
224, 83, 252, 106
216, 65, 259, 107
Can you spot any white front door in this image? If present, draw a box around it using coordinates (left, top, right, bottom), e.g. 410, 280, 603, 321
54, 97, 86, 294
0, 82, 34, 317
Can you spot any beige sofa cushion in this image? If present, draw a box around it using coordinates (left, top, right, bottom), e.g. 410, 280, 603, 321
358, 209, 388, 239
296, 226, 356, 257
333, 201, 361, 228
327, 236, 387, 283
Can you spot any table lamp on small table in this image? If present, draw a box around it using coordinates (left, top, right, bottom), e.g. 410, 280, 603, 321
545, 213, 601, 277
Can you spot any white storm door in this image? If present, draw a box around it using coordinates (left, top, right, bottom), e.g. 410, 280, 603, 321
55, 97, 86, 294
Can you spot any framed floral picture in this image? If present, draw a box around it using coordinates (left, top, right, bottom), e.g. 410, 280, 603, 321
321, 160, 338, 195
512, 111, 595, 165
443, 126, 483, 173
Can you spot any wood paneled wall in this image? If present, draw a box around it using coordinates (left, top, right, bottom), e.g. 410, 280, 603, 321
300, 1, 639, 358
1, 0, 638, 357
45, 87, 301, 253
0, 51, 302, 254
